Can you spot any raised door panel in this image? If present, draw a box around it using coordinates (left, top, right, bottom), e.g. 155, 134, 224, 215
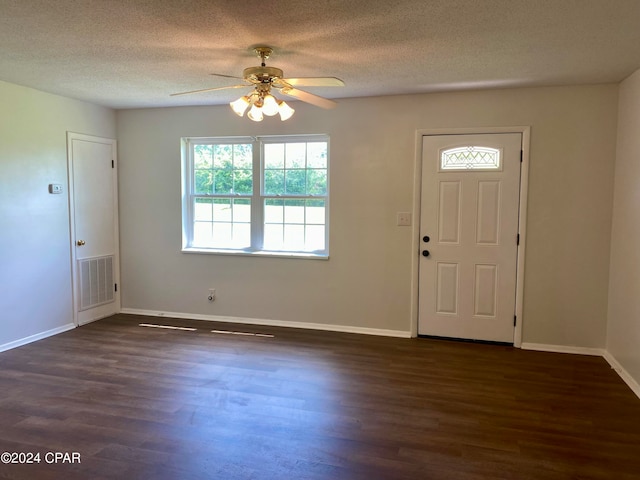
435, 262, 459, 315
438, 181, 461, 244
476, 180, 501, 245
474, 264, 498, 317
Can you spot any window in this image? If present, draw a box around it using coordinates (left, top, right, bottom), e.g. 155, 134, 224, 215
440, 146, 501, 171
182, 135, 329, 258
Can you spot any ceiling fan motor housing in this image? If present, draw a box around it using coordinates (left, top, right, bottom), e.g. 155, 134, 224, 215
243, 66, 283, 84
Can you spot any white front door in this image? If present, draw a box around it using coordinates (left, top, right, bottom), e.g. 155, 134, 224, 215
67, 133, 120, 326
418, 133, 522, 343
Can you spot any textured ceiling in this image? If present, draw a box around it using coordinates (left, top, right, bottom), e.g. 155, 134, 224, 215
1, 0, 639, 109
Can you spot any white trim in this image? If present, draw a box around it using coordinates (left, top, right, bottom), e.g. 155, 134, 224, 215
411, 126, 531, 347
77, 310, 119, 327
603, 351, 640, 400
521, 342, 605, 356
120, 308, 412, 338
522, 343, 640, 400
513, 129, 530, 347
0, 323, 76, 353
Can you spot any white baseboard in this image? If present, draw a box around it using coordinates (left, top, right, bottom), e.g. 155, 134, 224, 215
520, 343, 605, 356
603, 351, 640, 400
2, 313, 637, 401
78, 310, 120, 326
120, 308, 412, 338
0, 323, 76, 353
522, 342, 639, 400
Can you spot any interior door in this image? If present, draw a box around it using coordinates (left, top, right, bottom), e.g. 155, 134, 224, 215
418, 133, 521, 343
67, 132, 119, 326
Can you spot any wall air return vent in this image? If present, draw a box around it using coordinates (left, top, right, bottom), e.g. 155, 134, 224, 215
79, 255, 114, 311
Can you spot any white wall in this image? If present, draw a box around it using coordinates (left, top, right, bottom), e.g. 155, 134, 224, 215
607, 68, 640, 384
0, 80, 116, 349
117, 84, 618, 346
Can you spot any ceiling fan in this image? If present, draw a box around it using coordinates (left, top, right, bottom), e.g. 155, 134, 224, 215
170, 46, 345, 121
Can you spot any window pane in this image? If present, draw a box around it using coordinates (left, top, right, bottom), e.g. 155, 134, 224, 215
263, 198, 326, 252
264, 140, 328, 198
284, 224, 305, 250
212, 223, 232, 246
305, 225, 325, 251
264, 170, 285, 195
194, 198, 213, 221
284, 200, 305, 224
264, 143, 285, 169
194, 145, 213, 169
194, 221, 212, 246
214, 170, 233, 194
212, 198, 232, 222
306, 169, 327, 195
233, 169, 252, 194
234, 198, 251, 223
232, 223, 251, 248
440, 146, 501, 170
213, 144, 233, 168
234, 144, 252, 168
285, 143, 306, 168
195, 170, 213, 194
264, 224, 284, 250
307, 142, 327, 168
265, 199, 284, 223
285, 169, 306, 195
305, 201, 325, 224
191, 198, 252, 250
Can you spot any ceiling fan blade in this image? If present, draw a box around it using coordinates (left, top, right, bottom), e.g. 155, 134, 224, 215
210, 73, 245, 80
170, 84, 249, 97
279, 86, 337, 109
279, 77, 345, 87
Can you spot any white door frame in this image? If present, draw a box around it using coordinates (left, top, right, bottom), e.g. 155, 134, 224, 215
67, 132, 121, 327
410, 127, 530, 347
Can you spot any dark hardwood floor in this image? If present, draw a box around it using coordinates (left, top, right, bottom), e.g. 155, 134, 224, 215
1, 314, 639, 480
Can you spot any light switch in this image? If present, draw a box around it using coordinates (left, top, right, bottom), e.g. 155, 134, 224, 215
397, 212, 412, 226
48, 184, 63, 194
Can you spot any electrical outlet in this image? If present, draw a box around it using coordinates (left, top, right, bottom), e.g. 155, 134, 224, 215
208, 288, 216, 302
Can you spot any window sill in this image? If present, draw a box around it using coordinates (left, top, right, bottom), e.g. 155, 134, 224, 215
182, 247, 329, 260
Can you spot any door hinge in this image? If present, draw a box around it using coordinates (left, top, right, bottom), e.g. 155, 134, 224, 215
520, 150, 523, 162
111, 159, 115, 168
514, 315, 517, 326
114, 283, 118, 292
517, 233, 520, 245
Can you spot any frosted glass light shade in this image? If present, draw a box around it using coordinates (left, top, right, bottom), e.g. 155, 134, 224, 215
230, 96, 250, 116
247, 104, 264, 122
262, 94, 279, 116
278, 101, 295, 121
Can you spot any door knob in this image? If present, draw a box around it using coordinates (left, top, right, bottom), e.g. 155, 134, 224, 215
76, 240, 86, 246
423, 236, 430, 243
422, 250, 430, 257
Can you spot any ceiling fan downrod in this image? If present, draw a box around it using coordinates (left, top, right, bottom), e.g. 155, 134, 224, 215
254, 46, 273, 68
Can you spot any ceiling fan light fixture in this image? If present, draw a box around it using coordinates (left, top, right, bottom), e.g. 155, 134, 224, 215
230, 95, 251, 116
278, 100, 295, 121
262, 94, 279, 116
174, 45, 344, 120
247, 103, 264, 122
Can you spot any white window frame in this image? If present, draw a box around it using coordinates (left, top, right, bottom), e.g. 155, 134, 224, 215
181, 134, 330, 259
